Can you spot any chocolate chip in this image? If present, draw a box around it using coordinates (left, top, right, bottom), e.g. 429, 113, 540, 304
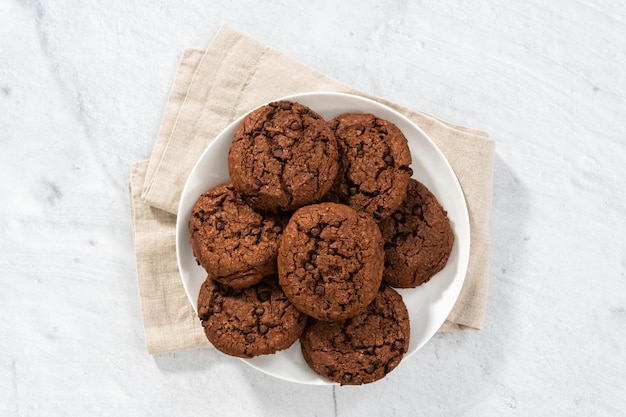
273, 148, 283, 159
349, 186, 358, 196
254, 306, 265, 316
365, 346, 375, 355
290, 121, 301, 130
384, 154, 394, 166
365, 365, 376, 374
252, 130, 262, 137
310, 226, 321, 237
245, 333, 256, 343
314, 285, 325, 296
259, 324, 269, 335
263, 121, 272, 129
258, 290, 271, 301
393, 340, 405, 351
393, 212, 404, 222
216, 221, 225, 231
377, 126, 388, 134
330, 221, 341, 228
305, 262, 315, 271
313, 271, 322, 281
273, 225, 282, 233
343, 373, 352, 383
306, 110, 320, 119
402, 166, 414, 176
309, 252, 318, 262
280, 102, 292, 110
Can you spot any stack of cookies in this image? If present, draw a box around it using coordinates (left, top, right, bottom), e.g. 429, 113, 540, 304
189, 100, 454, 385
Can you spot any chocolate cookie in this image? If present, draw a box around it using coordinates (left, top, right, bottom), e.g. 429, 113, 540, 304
188, 182, 286, 288
327, 113, 412, 220
277, 202, 384, 321
198, 275, 307, 358
228, 100, 339, 212
300, 286, 410, 385
378, 179, 454, 288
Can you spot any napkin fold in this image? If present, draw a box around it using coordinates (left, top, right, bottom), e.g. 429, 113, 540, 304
129, 25, 495, 354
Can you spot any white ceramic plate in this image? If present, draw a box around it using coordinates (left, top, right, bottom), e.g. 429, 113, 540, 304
176, 92, 470, 385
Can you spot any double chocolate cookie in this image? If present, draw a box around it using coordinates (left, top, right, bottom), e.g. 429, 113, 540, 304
228, 100, 339, 212
198, 275, 307, 358
378, 179, 454, 288
300, 286, 410, 385
277, 202, 384, 321
189, 182, 285, 288
327, 113, 412, 220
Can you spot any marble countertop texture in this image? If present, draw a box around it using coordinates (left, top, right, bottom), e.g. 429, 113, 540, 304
1, 0, 625, 416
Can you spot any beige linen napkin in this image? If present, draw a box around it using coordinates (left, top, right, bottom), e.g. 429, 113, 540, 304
130, 25, 494, 354
129, 161, 211, 354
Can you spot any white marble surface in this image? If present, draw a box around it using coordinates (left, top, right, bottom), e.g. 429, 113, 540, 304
1, 0, 625, 415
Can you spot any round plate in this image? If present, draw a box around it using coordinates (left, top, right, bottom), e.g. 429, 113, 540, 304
176, 92, 470, 385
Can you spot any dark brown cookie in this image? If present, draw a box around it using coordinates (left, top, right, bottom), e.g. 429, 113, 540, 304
277, 202, 384, 321
197, 275, 307, 358
300, 286, 410, 385
188, 182, 286, 288
228, 100, 339, 212
327, 113, 412, 221
378, 179, 454, 288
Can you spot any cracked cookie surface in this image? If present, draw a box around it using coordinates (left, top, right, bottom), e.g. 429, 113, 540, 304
188, 182, 286, 288
378, 179, 454, 288
228, 100, 339, 212
300, 286, 410, 385
326, 113, 412, 221
197, 275, 307, 358
277, 202, 384, 321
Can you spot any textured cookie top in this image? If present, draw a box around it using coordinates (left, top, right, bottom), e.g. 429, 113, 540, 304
197, 275, 307, 358
228, 100, 339, 212
188, 182, 285, 288
327, 113, 412, 220
277, 202, 384, 321
300, 286, 410, 385
378, 179, 454, 288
